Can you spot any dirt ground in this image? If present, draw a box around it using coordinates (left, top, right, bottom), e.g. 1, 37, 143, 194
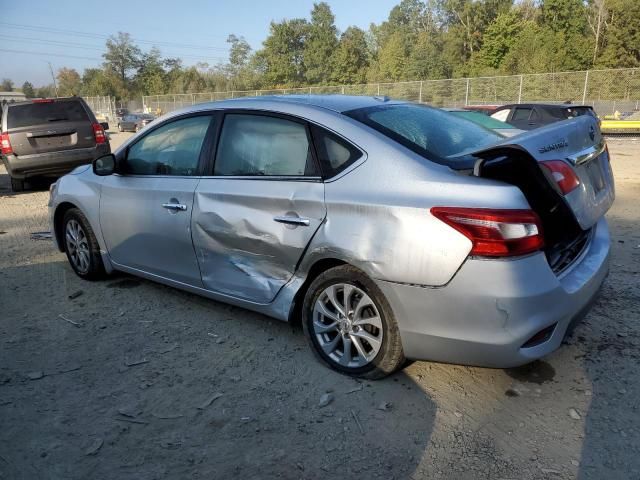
1, 133, 639, 480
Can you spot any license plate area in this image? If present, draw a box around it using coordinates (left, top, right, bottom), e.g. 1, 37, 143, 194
585, 157, 605, 193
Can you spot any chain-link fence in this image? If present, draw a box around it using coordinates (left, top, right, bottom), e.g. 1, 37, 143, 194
83, 96, 116, 124
143, 68, 640, 118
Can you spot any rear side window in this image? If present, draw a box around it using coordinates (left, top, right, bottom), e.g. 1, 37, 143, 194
567, 107, 596, 118
511, 107, 532, 121
7, 101, 89, 129
311, 126, 362, 177
491, 109, 510, 122
214, 114, 318, 176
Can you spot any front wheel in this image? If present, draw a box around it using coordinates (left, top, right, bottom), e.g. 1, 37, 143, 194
302, 265, 405, 379
62, 208, 105, 280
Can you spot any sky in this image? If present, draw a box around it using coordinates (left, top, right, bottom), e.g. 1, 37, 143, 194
0, 0, 400, 87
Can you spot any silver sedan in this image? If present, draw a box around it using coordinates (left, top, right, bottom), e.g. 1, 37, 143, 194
49, 95, 614, 379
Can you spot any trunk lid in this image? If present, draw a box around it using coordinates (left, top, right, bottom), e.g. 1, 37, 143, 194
6, 100, 96, 157
473, 115, 614, 231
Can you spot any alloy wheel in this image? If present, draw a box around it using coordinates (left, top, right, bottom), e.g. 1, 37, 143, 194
65, 219, 90, 274
312, 283, 383, 368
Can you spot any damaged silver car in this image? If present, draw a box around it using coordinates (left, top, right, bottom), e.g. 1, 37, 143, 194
49, 95, 614, 379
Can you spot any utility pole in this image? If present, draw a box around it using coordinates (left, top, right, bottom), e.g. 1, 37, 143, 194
48, 62, 59, 97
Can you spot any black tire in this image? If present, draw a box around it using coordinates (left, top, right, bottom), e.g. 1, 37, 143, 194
302, 265, 405, 379
62, 208, 106, 280
10, 177, 25, 192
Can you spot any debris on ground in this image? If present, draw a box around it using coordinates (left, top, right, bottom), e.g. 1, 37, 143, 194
376, 401, 393, 411
124, 358, 149, 367
68, 290, 84, 300
318, 393, 334, 408
569, 408, 581, 420
198, 392, 223, 410
58, 314, 80, 326
26, 371, 44, 380
84, 438, 103, 456
30, 231, 52, 241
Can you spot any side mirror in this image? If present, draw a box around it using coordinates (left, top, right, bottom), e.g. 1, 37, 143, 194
100, 122, 109, 131
93, 153, 116, 176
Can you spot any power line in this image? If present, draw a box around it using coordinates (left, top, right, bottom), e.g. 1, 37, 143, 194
0, 35, 228, 62
0, 22, 231, 52
0, 48, 102, 61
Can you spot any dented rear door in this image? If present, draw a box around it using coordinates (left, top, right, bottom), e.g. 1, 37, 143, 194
191, 111, 326, 304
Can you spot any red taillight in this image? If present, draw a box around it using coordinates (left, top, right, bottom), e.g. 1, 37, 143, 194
431, 207, 544, 257
540, 160, 580, 195
32, 98, 54, 103
92, 123, 106, 144
1, 132, 12, 155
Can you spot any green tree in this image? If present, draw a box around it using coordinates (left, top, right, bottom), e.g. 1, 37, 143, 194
375, 30, 411, 81
303, 2, 338, 84
81, 68, 126, 98
35, 85, 55, 98
406, 31, 449, 79
259, 18, 308, 86
56, 68, 82, 96
330, 26, 370, 84
135, 47, 167, 95
474, 10, 526, 70
103, 32, 142, 84
597, 0, 640, 67
1, 78, 13, 91
22, 81, 35, 98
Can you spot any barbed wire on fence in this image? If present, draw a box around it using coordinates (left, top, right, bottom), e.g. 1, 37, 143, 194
141, 68, 640, 118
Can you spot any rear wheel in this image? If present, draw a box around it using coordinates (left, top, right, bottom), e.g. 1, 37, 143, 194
62, 208, 105, 280
134, 125, 140, 133
118, 123, 123, 132
302, 265, 405, 379
10, 177, 25, 192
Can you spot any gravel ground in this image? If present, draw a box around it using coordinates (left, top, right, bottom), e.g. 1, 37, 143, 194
1, 133, 639, 480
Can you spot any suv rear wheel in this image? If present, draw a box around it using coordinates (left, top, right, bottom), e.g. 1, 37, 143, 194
302, 265, 405, 379
62, 208, 105, 280
10, 177, 25, 192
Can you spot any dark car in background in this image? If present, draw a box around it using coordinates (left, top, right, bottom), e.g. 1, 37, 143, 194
490, 103, 598, 130
1, 97, 110, 191
118, 113, 155, 132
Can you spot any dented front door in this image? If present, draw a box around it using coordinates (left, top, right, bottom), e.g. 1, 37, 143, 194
191, 179, 325, 303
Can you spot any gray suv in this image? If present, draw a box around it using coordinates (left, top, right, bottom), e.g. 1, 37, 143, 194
1, 97, 110, 191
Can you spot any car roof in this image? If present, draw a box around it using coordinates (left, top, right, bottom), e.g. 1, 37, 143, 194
498, 103, 592, 110
5, 96, 83, 107
180, 94, 406, 114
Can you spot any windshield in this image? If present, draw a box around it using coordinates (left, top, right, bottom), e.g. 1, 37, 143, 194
345, 103, 502, 164
450, 110, 516, 130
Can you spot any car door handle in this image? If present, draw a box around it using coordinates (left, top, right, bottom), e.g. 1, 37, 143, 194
162, 203, 187, 211
273, 215, 310, 226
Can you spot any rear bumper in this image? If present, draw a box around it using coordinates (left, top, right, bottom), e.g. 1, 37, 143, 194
378, 217, 610, 368
2, 144, 109, 179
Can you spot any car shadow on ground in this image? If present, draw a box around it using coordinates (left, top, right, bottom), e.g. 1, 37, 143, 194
0, 259, 436, 479
0, 172, 55, 197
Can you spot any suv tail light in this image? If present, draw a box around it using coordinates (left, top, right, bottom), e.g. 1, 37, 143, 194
1, 132, 12, 155
540, 160, 580, 194
92, 123, 106, 144
431, 207, 544, 257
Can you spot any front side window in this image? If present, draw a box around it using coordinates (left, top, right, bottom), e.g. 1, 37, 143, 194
346, 103, 502, 163
125, 115, 212, 176
214, 114, 317, 176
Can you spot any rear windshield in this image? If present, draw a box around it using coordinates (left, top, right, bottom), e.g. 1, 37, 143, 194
566, 107, 596, 118
7, 100, 90, 129
345, 103, 502, 164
